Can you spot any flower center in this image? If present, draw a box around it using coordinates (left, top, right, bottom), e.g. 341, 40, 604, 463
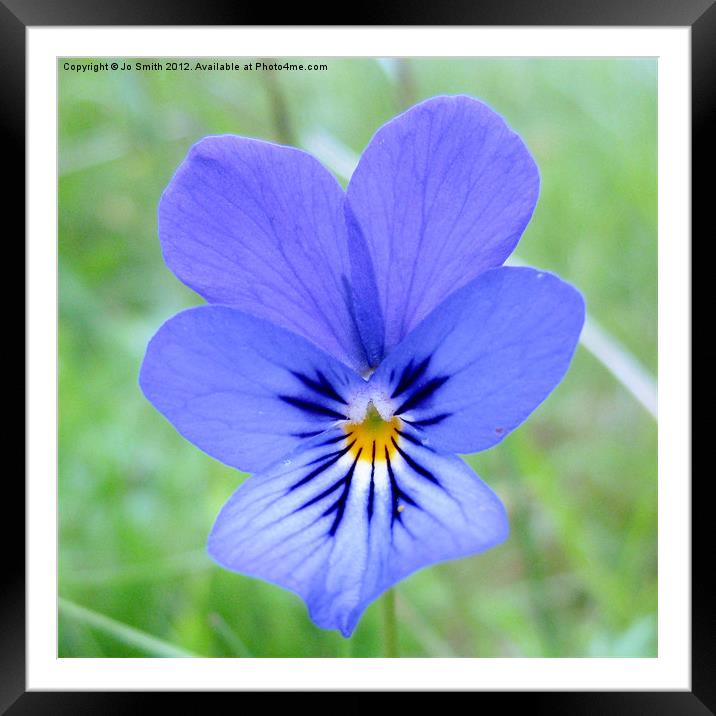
343, 401, 401, 462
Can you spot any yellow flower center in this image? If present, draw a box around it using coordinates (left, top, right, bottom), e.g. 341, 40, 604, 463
344, 402, 401, 462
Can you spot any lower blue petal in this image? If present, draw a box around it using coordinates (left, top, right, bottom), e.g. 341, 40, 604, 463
207, 427, 508, 637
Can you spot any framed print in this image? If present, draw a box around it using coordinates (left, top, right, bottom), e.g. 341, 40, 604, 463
9, 0, 708, 710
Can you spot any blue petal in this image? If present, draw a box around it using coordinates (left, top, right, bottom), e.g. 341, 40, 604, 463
346, 95, 540, 356
345, 202, 385, 370
139, 306, 365, 473
371, 267, 585, 454
159, 135, 370, 372
208, 427, 508, 637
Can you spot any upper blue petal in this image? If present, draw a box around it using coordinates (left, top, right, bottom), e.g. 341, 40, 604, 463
139, 305, 365, 473
158, 135, 370, 372
371, 266, 585, 455
208, 427, 508, 637
344, 201, 386, 369
346, 95, 540, 356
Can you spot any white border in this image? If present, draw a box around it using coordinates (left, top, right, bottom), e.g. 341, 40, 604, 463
28, 26, 691, 690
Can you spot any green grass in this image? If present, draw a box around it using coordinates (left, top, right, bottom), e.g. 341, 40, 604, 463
58, 58, 657, 658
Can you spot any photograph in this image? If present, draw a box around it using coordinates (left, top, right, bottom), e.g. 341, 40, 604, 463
57, 56, 658, 659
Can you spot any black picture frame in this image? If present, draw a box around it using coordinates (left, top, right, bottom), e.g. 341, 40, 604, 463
7, 0, 707, 711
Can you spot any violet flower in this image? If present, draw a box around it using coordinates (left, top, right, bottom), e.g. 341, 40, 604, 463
140, 95, 584, 637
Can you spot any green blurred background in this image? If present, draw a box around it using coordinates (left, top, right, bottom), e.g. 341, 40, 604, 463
59, 58, 657, 658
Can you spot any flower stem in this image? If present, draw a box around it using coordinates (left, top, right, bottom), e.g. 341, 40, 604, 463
340, 634, 353, 658
382, 589, 399, 657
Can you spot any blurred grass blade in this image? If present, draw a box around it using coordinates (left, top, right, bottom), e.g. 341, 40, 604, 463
395, 594, 457, 657
580, 316, 657, 420
208, 612, 253, 658
301, 130, 657, 422
376, 58, 400, 84
60, 127, 190, 176
62, 549, 212, 587
59, 598, 200, 658
300, 129, 361, 185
